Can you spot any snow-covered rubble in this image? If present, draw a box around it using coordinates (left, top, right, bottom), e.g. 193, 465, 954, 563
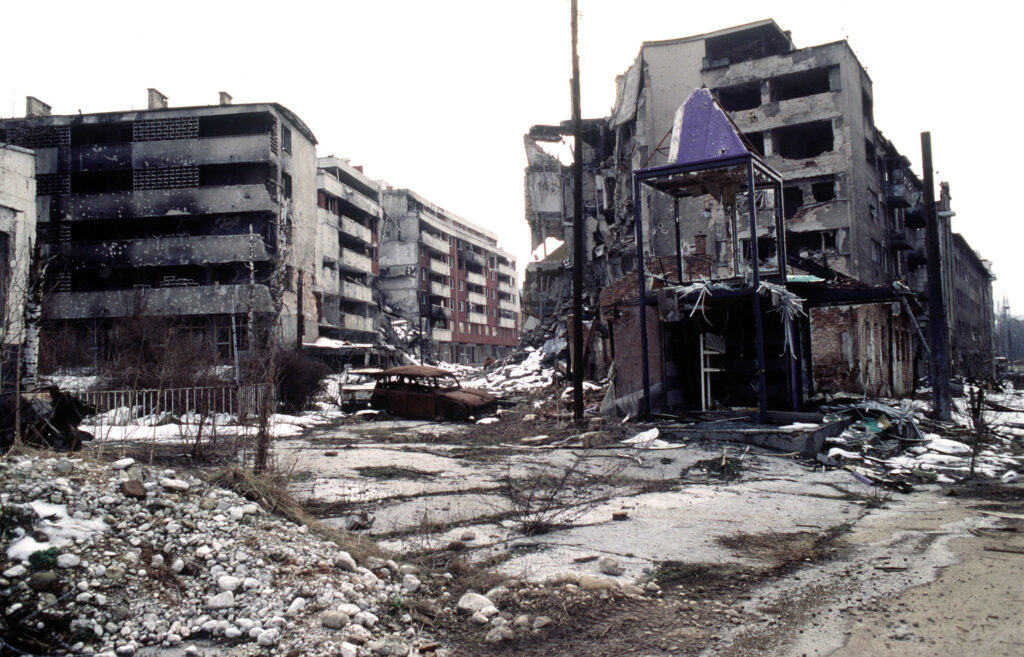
823, 388, 1024, 484
0, 456, 430, 656
463, 347, 557, 396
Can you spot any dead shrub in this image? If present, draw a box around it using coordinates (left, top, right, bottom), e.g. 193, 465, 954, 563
500, 451, 631, 536
262, 350, 329, 413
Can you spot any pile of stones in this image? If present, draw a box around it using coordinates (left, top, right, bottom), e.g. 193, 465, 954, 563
0, 455, 435, 657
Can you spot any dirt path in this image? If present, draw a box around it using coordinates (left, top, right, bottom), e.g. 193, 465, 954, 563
436, 486, 1024, 657
828, 495, 1024, 657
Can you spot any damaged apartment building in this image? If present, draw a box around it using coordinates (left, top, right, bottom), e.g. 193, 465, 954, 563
314, 156, 381, 344
524, 19, 995, 402
0, 91, 321, 361
0, 143, 38, 387
378, 189, 519, 364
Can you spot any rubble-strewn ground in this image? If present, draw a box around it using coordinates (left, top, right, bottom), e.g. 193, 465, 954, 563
10, 368, 1023, 656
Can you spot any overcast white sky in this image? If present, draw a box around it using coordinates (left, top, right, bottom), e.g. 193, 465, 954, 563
6, 0, 1022, 312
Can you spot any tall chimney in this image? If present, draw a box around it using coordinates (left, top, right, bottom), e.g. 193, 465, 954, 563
147, 88, 168, 110
25, 96, 51, 117
219, 91, 233, 106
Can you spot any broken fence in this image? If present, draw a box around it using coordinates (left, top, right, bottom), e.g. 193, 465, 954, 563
71, 383, 274, 430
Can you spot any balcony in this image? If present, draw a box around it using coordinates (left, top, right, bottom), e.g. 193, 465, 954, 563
420, 232, 450, 254
339, 247, 371, 273
467, 312, 488, 325
467, 291, 487, 306
499, 298, 518, 312
43, 284, 274, 321
317, 173, 382, 219
57, 234, 270, 268
466, 271, 486, 287
431, 327, 452, 343
904, 205, 926, 229
339, 280, 373, 303
340, 215, 372, 245
342, 313, 375, 334
885, 181, 915, 209
499, 317, 516, 329
463, 251, 486, 269
496, 262, 516, 278
498, 281, 516, 295
428, 258, 451, 277
890, 231, 913, 251
429, 281, 452, 298
58, 184, 276, 221
132, 134, 274, 169
728, 92, 841, 133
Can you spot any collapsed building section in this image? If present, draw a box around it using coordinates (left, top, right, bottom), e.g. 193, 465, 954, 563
523, 19, 995, 399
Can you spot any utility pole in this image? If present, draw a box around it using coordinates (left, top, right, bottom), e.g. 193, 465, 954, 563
922, 132, 951, 422
570, 0, 585, 423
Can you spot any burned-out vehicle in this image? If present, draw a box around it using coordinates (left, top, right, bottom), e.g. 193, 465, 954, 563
0, 386, 96, 452
369, 365, 497, 420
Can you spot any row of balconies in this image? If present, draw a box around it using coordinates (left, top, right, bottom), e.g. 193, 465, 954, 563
54, 234, 271, 268
51, 184, 276, 222
43, 284, 274, 321
35, 134, 275, 175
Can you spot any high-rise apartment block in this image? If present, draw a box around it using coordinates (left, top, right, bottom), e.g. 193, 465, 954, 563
379, 189, 519, 364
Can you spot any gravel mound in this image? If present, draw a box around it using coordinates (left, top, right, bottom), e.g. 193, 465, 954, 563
0, 455, 429, 656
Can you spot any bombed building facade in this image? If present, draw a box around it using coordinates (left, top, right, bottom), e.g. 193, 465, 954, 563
1, 93, 522, 368
0, 143, 38, 385
378, 189, 519, 364
524, 19, 994, 404
314, 156, 381, 343
0, 92, 320, 361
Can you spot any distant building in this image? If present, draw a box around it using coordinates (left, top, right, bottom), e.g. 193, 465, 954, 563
0, 143, 38, 385
378, 189, 519, 364
314, 157, 381, 343
0, 93, 319, 361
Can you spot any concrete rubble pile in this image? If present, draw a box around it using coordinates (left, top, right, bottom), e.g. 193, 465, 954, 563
0, 456, 437, 657
463, 329, 568, 398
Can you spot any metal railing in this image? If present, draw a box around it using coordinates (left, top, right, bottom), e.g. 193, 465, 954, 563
73, 383, 274, 429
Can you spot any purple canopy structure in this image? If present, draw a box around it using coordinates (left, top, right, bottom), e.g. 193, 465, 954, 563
630, 88, 791, 421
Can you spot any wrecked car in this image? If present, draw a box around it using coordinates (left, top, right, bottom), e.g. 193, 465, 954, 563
0, 386, 96, 453
369, 365, 497, 420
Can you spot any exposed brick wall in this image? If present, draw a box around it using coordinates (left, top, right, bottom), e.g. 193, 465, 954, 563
810, 303, 915, 397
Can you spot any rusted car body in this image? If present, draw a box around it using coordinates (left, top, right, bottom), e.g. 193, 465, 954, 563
369, 365, 496, 420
